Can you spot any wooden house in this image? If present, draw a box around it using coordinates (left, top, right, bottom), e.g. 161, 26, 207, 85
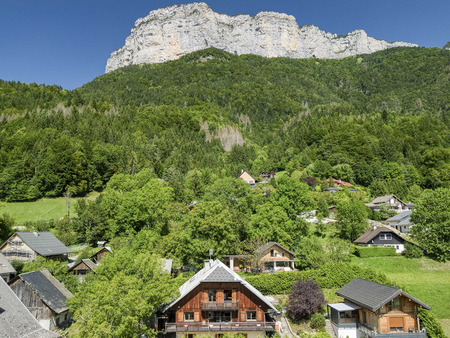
68, 258, 97, 282
0, 232, 73, 263
0, 277, 60, 337
327, 278, 430, 338
238, 170, 257, 185
0, 252, 16, 282
354, 225, 407, 253
9, 268, 73, 331
159, 259, 279, 338
366, 195, 409, 214
90, 246, 112, 264
223, 242, 296, 272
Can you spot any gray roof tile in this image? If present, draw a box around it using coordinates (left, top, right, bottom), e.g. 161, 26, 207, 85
336, 278, 431, 311
0, 252, 16, 275
19, 269, 73, 314
16, 232, 73, 256
0, 278, 60, 337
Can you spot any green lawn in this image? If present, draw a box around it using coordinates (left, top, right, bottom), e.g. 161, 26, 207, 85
0, 191, 100, 223
351, 256, 450, 336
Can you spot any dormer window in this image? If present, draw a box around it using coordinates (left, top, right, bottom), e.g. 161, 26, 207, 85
379, 234, 392, 240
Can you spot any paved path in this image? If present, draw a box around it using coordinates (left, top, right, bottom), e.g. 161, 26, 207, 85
325, 319, 336, 338
279, 313, 297, 338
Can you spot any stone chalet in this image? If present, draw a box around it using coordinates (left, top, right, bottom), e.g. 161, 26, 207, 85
222, 242, 296, 272
328, 278, 430, 338
158, 259, 279, 338
0, 232, 73, 263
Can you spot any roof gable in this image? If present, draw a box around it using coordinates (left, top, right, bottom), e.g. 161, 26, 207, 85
336, 278, 431, 312
0, 252, 16, 275
0, 278, 60, 337
13, 232, 73, 257
354, 226, 403, 244
18, 269, 73, 314
68, 259, 97, 272
163, 260, 278, 313
257, 242, 296, 257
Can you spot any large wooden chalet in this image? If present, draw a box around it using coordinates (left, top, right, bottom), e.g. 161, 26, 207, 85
158, 259, 279, 338
327, 278, 430, 338
0, 232, 73, 262
354, 225, 407, 253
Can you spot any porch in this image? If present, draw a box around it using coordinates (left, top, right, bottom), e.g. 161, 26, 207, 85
165, 321, 277, 333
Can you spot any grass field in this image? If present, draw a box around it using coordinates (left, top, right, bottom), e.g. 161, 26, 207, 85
0, 191, 100, 223
351, 256, 450, 336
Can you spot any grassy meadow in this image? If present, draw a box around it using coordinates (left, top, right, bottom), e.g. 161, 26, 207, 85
0, 191, 100, 224
351, 256, 450, 336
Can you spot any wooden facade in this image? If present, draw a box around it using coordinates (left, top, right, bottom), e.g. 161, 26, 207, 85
161, 261, 279, 338
0, 233, 37, 262
9, 278, 71, 331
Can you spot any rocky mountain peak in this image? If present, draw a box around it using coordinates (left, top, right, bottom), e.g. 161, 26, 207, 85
106, 2, 417, 73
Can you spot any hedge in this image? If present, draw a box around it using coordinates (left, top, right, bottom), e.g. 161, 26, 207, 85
354, 246, 396, 258
243, 263, 390, 295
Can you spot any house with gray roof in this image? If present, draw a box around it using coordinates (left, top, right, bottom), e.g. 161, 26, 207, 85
0, 252, 16, 282
327, 278, 430, 338
0, 232, 73, 262
159, 259, 279, 338
0, 277, 60, 337
366, 195, 409, 213
68, 258, 97, 282
9, 268, 73, 331
383, 210, 413, 234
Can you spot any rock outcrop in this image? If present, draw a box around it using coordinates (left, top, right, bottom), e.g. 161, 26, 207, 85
106, 2, 417, 73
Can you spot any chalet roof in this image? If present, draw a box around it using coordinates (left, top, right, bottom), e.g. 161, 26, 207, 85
238, 170, 257, 182
385, 210, 412, 227
354, 226, 402, 244
326, 179, 354, 187
257, 242, 296, 257
367, 195, 407, 207
13, 232, 73, 257
0, 278, 60, 338
163, 260, 278, 313
162, 258, 173, 273
68, 258, 97, 272
0, 252, 16, 275
336, 278, 431, 312
17, 268, 73, 314
90, 246, 112, 260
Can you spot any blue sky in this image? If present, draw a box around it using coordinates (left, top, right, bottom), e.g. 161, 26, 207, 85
1, 0, 448, 90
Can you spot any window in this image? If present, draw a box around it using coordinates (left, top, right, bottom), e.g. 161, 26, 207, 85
379, 234, 392, 240
270, 249, 274, 257
224, 290, 232, 301
276, 261, 289, 267
184, 312, 194, 321
275, 252, 284, 258
246, 311, 257, 321
209, 311, 231, 323
389, 298, 402, 311
208, 290, 216, 302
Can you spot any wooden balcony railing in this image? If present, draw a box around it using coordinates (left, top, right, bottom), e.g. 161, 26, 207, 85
200, 300, 239, 310
165, 321, 276, 332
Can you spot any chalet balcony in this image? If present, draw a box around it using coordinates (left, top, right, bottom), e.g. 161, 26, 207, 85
165, 321, 276, 333
200, 300, 239, 311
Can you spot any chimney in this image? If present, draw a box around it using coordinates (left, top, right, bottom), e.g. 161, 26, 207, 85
97, 241, 106, 247
372, 224, 377, 231
33, 232, 39, 237
204, 260, 212, 270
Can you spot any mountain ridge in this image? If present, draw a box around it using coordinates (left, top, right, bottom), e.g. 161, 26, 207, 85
106, 2, 417, 73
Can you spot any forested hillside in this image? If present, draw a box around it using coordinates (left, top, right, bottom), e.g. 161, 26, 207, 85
0, 47, 449, 202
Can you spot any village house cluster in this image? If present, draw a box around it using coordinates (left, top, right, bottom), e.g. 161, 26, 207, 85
0, 228, 431, 338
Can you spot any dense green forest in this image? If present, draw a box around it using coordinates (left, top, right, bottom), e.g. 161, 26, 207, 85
0, 47, 449, 202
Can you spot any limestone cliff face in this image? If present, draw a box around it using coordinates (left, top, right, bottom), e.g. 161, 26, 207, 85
106, 2, 417, 73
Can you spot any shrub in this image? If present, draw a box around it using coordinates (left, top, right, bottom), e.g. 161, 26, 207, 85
287, 279, 324, 321
417, 308, 446, 338
314, 332, 331, 338
243, 263, 390, 295
402, 243, 423, 259
354, 246, 396, 258
310, 313, 326, 330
